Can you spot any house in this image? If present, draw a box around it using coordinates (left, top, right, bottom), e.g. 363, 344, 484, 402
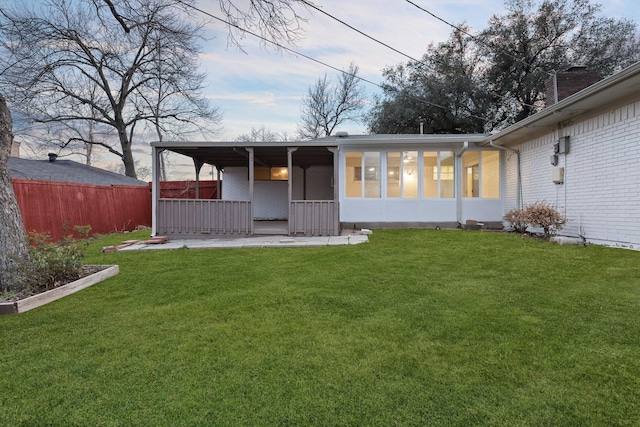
489, 64, 640, 248
151, 62, 640, 248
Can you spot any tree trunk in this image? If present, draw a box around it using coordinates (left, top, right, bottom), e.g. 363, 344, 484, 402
0, 95, 30, 292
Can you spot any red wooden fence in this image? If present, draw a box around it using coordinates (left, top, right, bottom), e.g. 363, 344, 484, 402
12, 179, 152, 241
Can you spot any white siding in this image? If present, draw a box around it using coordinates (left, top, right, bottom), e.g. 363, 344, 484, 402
222, 165, 335, 220
506, 100, 640, 248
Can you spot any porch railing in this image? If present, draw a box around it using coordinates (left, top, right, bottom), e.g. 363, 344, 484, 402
157, 199, 251, 236
289, 200, 339, 236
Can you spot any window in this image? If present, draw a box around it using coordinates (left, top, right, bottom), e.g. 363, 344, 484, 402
424, 151, 454, 198
364, 152, 381, 198
346, 152, 362, 197
345, 151, 381, 198
387, 152, 401, 197
402, 151, 418, 198
439, 151, 455, 198
462, 151, 500, 198
423, 152, 438, 198
388, 151, 418, 198
254, 167, 289, 181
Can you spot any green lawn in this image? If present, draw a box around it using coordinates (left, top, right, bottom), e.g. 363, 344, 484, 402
1, 229, 639, 426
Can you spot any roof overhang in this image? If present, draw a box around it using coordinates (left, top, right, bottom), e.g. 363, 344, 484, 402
152, 141, 338, 169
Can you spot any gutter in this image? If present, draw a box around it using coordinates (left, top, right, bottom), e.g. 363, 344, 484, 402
455, 141, 469, 225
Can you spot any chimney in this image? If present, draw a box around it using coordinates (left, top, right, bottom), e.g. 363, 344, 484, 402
10, 140, 20, 158
48, 153, 58, 162
545, 66, 602, 107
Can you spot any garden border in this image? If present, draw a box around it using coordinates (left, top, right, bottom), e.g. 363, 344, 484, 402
0, 265, 119, 315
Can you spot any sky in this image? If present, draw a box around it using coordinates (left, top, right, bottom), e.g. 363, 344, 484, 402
196, 0, 640, 141
11, 0, 640, 178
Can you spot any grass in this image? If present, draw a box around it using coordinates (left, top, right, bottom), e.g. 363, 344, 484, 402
1, 229, 639, 426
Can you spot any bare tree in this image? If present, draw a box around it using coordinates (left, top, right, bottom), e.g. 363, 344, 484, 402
0, 95, 30, 294
234, 126, 287, 142
0, 0, 221, 178
298, 62, 366, 140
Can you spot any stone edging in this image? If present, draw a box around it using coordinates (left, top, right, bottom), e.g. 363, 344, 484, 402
0, 265, 119, 315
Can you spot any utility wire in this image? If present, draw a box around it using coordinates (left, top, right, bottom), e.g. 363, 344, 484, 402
298, 0, 424, 65
175, 0, 488, 123
299, 0, 540, 110
403, 0, 554, 76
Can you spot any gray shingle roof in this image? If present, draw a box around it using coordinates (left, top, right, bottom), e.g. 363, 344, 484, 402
8, 157, 149, 187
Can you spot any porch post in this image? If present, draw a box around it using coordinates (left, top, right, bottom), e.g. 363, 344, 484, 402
216, 166, 222, 199
328, 147, 339, 235
151, 146, 164, 237
246, 147, 254, 235
193, 158, 204, 199
287, 147, 298, 235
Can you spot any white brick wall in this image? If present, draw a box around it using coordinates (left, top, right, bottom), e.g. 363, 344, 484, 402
505, 100, 640, 248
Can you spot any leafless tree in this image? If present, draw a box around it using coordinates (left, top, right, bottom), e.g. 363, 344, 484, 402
0, 0, 222, 178
298, 62, 366, 140
234, 126, 287, 142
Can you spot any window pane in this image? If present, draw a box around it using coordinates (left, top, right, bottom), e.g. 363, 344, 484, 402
481, 151, 500, 198
423, 152, 438, 198
462, 152, 479, 198
387, 152, 401, 198
402, 151, 418, 198
440, 151, 455, 198
364, 152, 381, 198
346, 152, 362, 198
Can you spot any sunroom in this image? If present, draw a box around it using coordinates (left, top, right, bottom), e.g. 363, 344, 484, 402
323, 134, 505, 229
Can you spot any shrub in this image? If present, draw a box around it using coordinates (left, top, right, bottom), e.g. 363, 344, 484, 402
26, 232, 86, 291
524, 201, 566, 237
503, 207, 529, 233
1, 226, 92, 301
503, 202, 566, 238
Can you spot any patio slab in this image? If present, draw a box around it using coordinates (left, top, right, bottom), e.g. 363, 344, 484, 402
118, 234, 368, 251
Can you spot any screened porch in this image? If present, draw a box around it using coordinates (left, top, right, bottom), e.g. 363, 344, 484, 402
151, 142, 340, 238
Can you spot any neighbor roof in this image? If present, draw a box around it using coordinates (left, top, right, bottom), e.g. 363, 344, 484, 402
8, 158, 149, 187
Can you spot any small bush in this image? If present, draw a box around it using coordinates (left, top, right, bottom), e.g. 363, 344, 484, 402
503, 202, 566, 238
503, 207, 529, 233
1, 226, 91, 301
26, 232, 86, 290
526, 201, 566, 237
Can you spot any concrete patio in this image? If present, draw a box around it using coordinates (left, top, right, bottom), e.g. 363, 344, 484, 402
117, 233, 369, 251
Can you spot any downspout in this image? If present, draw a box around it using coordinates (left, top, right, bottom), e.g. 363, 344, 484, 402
455, 141, 469, 226
489, 140, 521, 209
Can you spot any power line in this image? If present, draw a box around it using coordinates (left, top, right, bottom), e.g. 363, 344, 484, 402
298, 0, 424, 65
175, 0, 488, 123
295, 0, 536, 111
403, 0, 554, 77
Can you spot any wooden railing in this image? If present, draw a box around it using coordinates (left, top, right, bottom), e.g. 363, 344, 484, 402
289, 200, 339, 236
157, 199, 251, 237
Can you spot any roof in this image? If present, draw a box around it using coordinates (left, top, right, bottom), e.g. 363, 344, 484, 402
153, 134, 490, 169
315, 134, 490, 145
8, 157, 149, 187
487, 61, 640, 147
